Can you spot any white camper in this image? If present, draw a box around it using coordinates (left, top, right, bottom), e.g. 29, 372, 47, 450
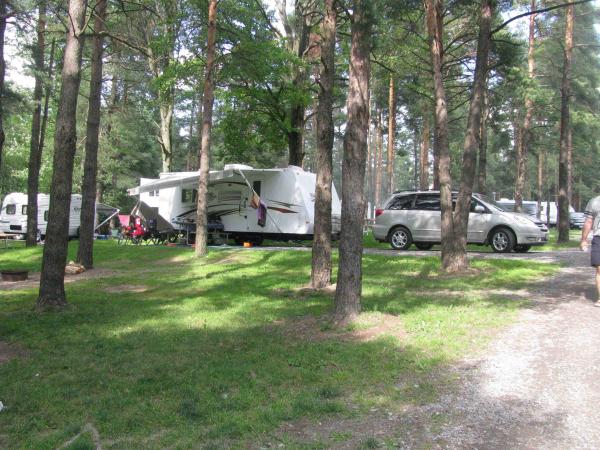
128, 164, 342, 243
0, 192, 118, 239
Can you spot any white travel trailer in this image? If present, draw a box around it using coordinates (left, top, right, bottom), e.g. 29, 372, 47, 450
0, 192, 118, 239
128, 164, 342, 243
496, 198, 574, 226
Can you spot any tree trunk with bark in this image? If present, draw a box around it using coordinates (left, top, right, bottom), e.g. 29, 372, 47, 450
537, 149, 543, 219
425, 0, 457, 270
194, 0, 217, 258
477, 83, 489, 195
0, 0, 7, 173
515, 0, 536, 213
334, 0, 371, 326
513, 110, 524, 207
311, 0, 336, 289
39, 38, 56, 157
26, 0, 47, 247
557, 4, 574, 242
387, 76, 395, 194
419, 112, 430, 190
77, 0, 107, 269
567, 125, 573, 203
36, 0, 88, 311
374, 110, 383, 207
451, 0, 493, 271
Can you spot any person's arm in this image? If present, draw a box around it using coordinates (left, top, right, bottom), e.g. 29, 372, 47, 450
581, 217, 593, 251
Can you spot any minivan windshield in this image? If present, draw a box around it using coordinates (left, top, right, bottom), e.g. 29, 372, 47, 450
476, 194, 505, 212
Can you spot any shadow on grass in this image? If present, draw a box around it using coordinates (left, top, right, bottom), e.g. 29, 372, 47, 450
0, 244, 562, 448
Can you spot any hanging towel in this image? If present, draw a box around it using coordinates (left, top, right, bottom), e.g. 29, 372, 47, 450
257, 200, 267, 227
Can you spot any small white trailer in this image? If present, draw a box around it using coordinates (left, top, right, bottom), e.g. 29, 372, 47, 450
0, 192, 118, 239
128, 164, 342, 243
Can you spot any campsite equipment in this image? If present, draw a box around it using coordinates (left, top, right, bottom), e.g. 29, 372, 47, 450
127, 164, 342, 244
0, 193, 119, 240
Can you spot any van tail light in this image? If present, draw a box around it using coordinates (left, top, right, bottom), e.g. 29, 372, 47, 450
375, 208, 384, 217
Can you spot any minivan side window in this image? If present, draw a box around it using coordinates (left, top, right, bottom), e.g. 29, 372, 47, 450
414, 194, 440, 211
387, 195, 414, 210
5, 204, 16, 215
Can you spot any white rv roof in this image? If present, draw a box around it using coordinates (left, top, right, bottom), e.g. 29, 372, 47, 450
128, 166, 306, 196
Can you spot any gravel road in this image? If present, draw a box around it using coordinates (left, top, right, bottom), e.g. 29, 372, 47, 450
390, 249, 600, 449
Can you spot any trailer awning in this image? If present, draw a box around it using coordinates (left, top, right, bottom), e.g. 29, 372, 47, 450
94, 203, 119, 232
127, 169, 244, 195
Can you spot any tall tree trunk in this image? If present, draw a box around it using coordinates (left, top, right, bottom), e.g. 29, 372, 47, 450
374, 110, 383, 207
159, 103, 173, 172
537, 149, 543, 219
513, 110, 524, 205
387, 76, 395, 194
76, 0, 107, 269
288, 105, 306, 166
26, 0, 47, 247
282, 0, 310, 167
311, 0, 336, 289
0, 0, 7, 173
425, 0, 456, 269
194, 0, 217, 257
515, 1, 536, 213
39, 38, 56, 156
432, 124, 440, 189
451, 0, 493, 272
36, 0, 88, 311
413, 126, 419, 190
334, 0, 371, 326
567, 125, 573, 203
477, 83, 489, 195
366, 122, 373, 216
557, 4, 574, 242
419, 112, 430, 190
187, 95, 196, 171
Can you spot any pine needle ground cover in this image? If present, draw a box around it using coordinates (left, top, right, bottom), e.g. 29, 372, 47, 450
0, 241, 557, 448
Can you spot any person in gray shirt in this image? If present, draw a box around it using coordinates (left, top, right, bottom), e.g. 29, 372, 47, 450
581, 195, 600, 306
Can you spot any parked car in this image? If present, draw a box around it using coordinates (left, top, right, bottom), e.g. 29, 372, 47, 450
371, 191, 549, 253
569, 212, 585, 229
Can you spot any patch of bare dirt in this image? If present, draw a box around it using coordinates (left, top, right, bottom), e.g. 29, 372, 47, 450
103, 284, 149, 294
0, 341, 28, 364
269, 312, 405, 343
0, 268, 117, 291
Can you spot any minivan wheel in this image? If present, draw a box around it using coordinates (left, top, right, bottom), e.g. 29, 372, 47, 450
389, 227, 412, 250
490, 227, 516, 253
514, 244, 531, 253
415, 243, 433, 251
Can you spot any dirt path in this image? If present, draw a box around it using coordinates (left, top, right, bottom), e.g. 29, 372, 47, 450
390, 250, 600, 449
265, 250, 600, 449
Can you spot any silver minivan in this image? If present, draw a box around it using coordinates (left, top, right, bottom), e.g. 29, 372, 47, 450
371, 191, 548, 253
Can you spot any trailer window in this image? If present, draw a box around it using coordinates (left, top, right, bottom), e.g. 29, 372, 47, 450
5, 204, 16, 215
22, 205, 27, 215
219, 191, 242, 202
253, 181, 261, 196
181, 189, 197, 203
44, 210, 48, 222
149, 190, 159, 197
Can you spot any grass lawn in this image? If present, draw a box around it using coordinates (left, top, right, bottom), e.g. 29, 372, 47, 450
0, 241, 558, 449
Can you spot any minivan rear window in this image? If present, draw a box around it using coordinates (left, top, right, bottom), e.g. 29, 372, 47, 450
387, 194, 414, 210
414, 194, 440, 211
5, 204, 16, 215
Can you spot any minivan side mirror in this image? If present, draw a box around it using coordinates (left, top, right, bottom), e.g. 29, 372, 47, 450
474, 205, 485, 214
